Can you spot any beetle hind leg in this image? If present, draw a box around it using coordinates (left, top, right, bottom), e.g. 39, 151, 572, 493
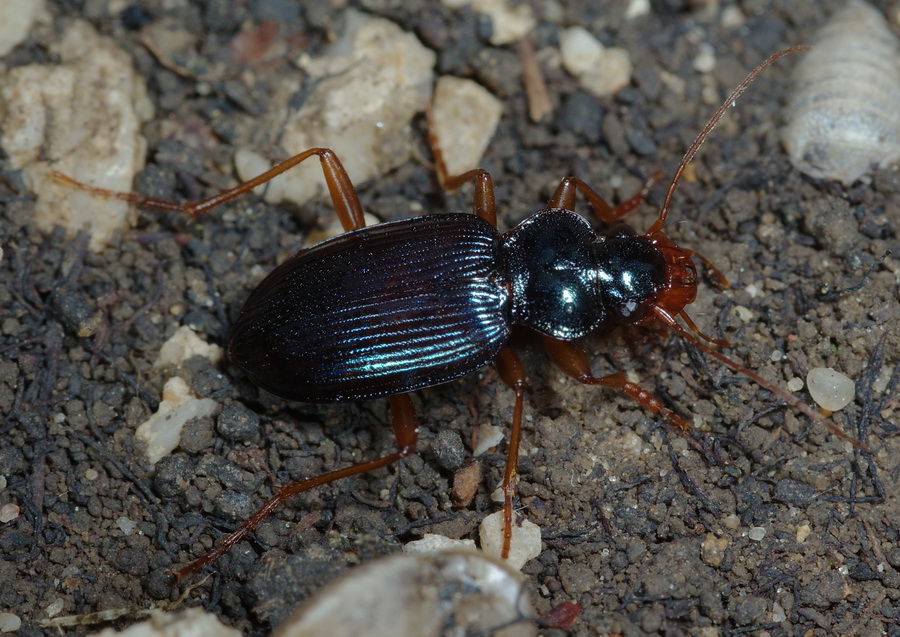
172, 393, 419, 582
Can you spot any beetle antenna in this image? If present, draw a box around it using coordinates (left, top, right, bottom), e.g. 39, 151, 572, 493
652, 306, 868, 451
648, 46, 810, 235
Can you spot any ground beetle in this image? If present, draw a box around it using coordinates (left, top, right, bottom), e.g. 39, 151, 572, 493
56, 47, 857, 580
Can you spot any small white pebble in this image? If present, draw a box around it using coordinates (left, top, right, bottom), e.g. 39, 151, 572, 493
624, 0, 651, 19
0, 613, 21, 632
772, 600, 787, 623
787, 377, 805, 392
45, 598, 65, 618
807, 367, 855, 411
84, 468, 99, 481
473, 423, 504, 456
748, 526, 767, 541
0, 503, 19, 523
721, 6, 746, 29
404, 533, 476, 554
693, 42, 716, 73
770, 350, 784, 362
796, 523, 811, 543
431, 76, 502, 178
116, 516, 137, 535
559, 26, 632, 96
479, 511, 542, 569
733, 306, 754, 322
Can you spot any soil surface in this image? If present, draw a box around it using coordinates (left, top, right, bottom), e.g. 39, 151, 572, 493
1, 1, 898, 636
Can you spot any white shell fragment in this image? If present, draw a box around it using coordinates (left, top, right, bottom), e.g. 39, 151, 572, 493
0, 21, 153, 251
238, 10, 435, 208
560, 26, 632, 97
135, 377, 217, 464
807, 367, 856, 412
431, 76, 503, 178
782, 0, 900, 185
153, 325, 224, 369
479, 511, 542, 570
273, 551, 536, 637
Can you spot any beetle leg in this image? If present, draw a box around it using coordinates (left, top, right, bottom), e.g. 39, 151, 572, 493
542, 335, 691, 433
548, 171, 663, 224
427, 108, 498, 228
494, 347, 527, 560
52, 147, 366, 231
172, 393, 419, 582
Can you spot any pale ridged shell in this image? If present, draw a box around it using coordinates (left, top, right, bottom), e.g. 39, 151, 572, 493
782, 0, 900, 185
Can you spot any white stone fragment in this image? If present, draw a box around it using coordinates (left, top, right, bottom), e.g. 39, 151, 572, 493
0, 613, 21, 633
135, 377, 217, 465
693, 42, 716, 73
45, 598, 65, 618
0, 0, 48, 57
153, 325, 224, 369
0, 21, 153, 251
796, 523, 811, 543
479, 511, 542, 570
772, 601, 787, 623
274, 551, 535, 637
0, 503, 19, 523
733, 305, 754, 322
721, 5, 746, 29
807, 367, 856, 411
473, 423, 505, 456
431, 76, 503, 179
404, 533, 477, 554
116, 516, 137, 535
625, 0, 651, 20
748, 526, 767, 541
441, 0, 536, 45
239, 10, 434, 209
560, 26, 632, 97
85, 608, 241, 637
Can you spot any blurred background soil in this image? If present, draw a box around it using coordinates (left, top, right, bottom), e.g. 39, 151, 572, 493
0, 0, 898, 635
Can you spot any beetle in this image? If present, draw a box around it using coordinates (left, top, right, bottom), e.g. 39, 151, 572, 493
55, 46, 856, 580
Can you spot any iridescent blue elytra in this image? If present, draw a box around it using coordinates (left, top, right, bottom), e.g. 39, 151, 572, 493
228, 209, 667, 402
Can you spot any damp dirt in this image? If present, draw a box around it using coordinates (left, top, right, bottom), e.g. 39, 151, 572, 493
1, 1, 898, 636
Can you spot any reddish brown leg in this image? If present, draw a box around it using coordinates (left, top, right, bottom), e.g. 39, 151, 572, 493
493, 347, 527, 560
542, 335, 690, 433
53, 147, 366, 232
427, 107, 497, 228
548, 171, 663, 224
173, 393, 419, 581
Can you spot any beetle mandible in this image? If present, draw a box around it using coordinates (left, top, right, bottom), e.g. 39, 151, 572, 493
55, 46, 856, 580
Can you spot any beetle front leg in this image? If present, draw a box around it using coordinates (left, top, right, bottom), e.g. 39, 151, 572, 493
53, 147, 366, 231
173, 393, 419, 582
542, 335, 691, 433
548, 171, 662, 224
